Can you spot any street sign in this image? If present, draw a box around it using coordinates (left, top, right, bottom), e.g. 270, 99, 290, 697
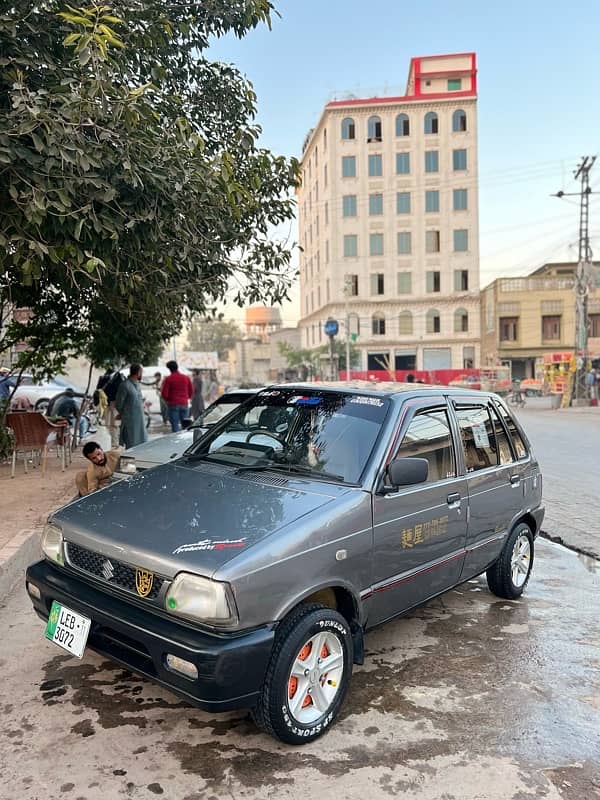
324, 319, 339, 337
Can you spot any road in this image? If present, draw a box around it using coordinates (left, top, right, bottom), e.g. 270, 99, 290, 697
1, 539, 598, 800
513, 402, 600, 558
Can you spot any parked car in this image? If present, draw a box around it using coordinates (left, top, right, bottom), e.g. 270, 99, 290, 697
114, 389, 260, 477
10, 374, 84, 410
27, 384, 543, 744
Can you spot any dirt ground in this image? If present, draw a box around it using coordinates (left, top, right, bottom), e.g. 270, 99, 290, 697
0, 447, 87, 550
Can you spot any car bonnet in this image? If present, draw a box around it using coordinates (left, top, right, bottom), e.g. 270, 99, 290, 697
53, 460, 347, 578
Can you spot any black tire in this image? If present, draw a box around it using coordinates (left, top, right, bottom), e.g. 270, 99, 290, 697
486, 523, 534, 599
34, 397, 50, 412
252, 603, 353, 745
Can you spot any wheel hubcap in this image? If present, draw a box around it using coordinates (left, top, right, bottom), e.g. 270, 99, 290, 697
511, 533, 531, 587
287, 631, 344, 724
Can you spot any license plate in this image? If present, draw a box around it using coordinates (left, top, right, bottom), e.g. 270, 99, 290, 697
45, 601, 91, 659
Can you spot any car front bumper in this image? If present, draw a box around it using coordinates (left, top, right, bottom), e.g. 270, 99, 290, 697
26, 560, 275, 712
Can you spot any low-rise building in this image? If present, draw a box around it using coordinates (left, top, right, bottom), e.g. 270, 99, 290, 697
481, 262, 600, 378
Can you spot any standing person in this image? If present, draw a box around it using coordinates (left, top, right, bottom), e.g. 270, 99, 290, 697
161, 360, 193, 432
0, 367, 15, 404
190, 369, 205, 420
585, 368, 597, 401
204, 370, 219, 405
100, 367, 124, 448
115, 364, 147, 448
153, 371, 169, 424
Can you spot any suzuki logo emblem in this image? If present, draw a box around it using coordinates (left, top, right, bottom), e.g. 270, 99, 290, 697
101, 559, 115, 581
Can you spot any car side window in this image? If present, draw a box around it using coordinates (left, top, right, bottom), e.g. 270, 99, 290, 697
454, 405, 498, 472
494, 402, 528, 459
488, 404, 514, 465
395, 408, 456, 483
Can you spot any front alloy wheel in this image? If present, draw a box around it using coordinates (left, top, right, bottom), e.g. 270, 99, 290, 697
252, 603, 353, 744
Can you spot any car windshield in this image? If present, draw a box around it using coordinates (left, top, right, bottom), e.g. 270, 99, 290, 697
186, 388, 390, 484
190, 397, 248, 429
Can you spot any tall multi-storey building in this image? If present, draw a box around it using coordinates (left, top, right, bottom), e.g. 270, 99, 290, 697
297, 53, 481, 374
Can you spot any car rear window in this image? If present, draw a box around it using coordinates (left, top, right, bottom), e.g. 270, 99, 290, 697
494, 401, 528, 459
454, 405, 498, 472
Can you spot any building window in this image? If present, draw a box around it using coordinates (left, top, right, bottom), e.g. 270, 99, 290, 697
396, 191, 411, 214
454, 308, 469, 332
372, 313, 386, 335
452, 109, 467, 131
347, 274, 359, 296
397, 231, 412, 255
453, 229, 468, 252
590, 314, 600, 337
343, 234, 358, 258
426, 270, 441, 293
326, 279, 330, 302
448, 79, 462, 91
367, 115, 382, 142
325, 240, 329, 263
369, 233, 384, 256
395, 113, 410, 136
453, 148, 467, 171
463, 346, 475, 369
426, 309, 441, 333
323, 128, 327, 147
317, 285, 321, 306
425, 230, 440, 253
341, 117, 355, 140
425, 190, 439, 213
424, 111, 439, 134
369, 193, 384, 215
453, 188, 468, 210
454, 269, 469, 291
324, 202, 329, 225
368, 154, 383, 177
397, 271, 412, 294
342, 156, 356, 178
370, 272, 385, 295
396, 152, 410, 174
342, 194, 357, 217
324, 163, 328, 187
500, 317, 518, 342
542, 315, 561, 341
398, 310, 413, 335
425, 150, 439, 172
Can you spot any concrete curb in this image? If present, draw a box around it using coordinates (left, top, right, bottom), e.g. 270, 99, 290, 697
0, 527, 42, 601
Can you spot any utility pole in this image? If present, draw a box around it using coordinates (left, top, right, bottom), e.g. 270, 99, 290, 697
554, 156, 596, 402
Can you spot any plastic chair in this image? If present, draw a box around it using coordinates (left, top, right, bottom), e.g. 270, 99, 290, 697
6, 412, 71, 478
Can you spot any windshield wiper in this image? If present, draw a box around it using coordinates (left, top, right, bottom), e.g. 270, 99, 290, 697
235, 461, 345, 482
182, 452, 212, 462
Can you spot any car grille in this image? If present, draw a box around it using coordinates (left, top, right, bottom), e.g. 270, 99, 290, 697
65, 542, 165, 601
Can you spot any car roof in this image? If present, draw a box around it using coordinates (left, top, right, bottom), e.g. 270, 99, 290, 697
265, 381, 500, 401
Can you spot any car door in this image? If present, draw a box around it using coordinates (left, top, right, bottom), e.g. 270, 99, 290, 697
450, 398, 529, 578
369, 400, 469, 627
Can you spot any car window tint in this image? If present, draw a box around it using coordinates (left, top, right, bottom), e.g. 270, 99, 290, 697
489, 404, 514, 464
494, 402, 528, 459
395, 409, 456, 483
455, 406, 498, 472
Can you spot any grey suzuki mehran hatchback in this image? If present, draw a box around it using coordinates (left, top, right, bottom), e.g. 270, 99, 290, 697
27, 383, 543, 744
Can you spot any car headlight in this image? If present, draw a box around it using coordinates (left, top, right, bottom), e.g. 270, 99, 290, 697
42, 522, 64, 565
118, 456, 137, 474
165, 573, 238, 626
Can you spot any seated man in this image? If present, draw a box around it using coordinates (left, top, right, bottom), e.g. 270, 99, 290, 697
75, 441, 121, 497
51, 388, 90, 440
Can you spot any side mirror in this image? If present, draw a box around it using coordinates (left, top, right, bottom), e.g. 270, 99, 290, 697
387, 457, 429, 488
181, 417, 193, 430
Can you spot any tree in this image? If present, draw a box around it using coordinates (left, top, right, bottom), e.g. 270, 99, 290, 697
186, 318, 242, 360
278, 339, 359, 379
0, 1, 299, 381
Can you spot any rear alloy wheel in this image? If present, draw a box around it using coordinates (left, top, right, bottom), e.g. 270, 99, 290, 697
486, 523, 534, 599
252, 603, 353, 744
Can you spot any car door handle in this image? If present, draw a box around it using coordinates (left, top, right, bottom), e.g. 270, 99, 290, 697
509, 475, 520, 487
447, 492, 461, 508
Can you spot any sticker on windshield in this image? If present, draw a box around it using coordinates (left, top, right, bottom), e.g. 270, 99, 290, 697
173, 538, 246, 555
258, 390, 281, 397
349, 396, 384, 407
288, 395, 322, 406
471, 422, 490, 449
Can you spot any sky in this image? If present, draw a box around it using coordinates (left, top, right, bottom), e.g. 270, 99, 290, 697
208, 0, 600, 327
